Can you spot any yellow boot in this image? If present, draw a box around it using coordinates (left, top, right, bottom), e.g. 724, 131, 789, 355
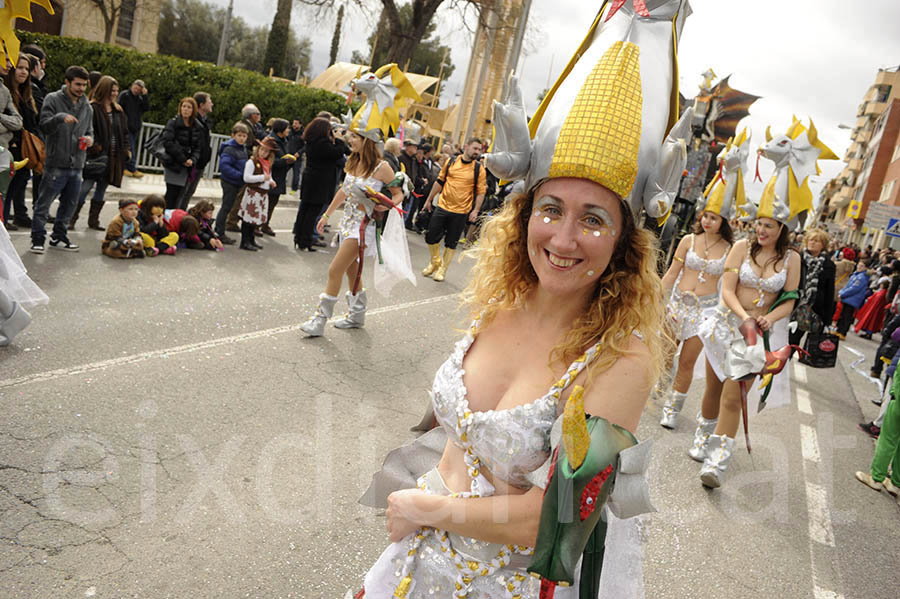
422, 244, 442, 277
433, 248, 455, 282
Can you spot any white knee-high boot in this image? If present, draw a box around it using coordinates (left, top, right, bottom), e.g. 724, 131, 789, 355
300, 294, 338, 337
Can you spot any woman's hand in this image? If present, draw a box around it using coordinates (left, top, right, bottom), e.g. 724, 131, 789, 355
184, 158, 193, 167
316, 216, 328, 235
756, 315, 772, 332
386, 489, 439, 543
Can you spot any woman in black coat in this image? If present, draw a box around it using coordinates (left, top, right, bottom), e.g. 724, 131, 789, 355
789, 228, 836, 347
261, 119, 296, 236
292, 118, 349, 251
161, 97, 203, 209
3, 52, 38, 230
71, 76, 130, 230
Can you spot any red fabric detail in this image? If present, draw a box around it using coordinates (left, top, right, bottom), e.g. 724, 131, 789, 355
632, 0, 651, 16
579, 464, 614, 521
165, 209, 187, 234
605, 0, 627, 21
353, 588, 365, 599
855, 288, 888, 334
754, 151, 763, 183
832, 301, 843, 324
540, 578, 557, 599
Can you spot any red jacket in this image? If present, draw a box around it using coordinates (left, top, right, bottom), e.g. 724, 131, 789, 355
164, 209, 188, 234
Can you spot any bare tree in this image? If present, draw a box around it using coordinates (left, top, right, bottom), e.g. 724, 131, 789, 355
69, 0, 125, 44
298, 0, 490, 69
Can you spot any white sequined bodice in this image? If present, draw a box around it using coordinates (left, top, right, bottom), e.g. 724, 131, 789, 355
740, 250, 791, 294
341, 169, 384, 203
684, 234, 728, 276
430, 325, 601, 490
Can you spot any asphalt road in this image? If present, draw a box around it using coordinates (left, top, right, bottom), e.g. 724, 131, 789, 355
2, 203, 898, 598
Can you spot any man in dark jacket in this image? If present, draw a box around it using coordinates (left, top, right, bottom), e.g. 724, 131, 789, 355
117, 79, 149, 177
178, 91, 214, 208
287, 118, 304, 191
398, 140, 419, 223
214, 123, 250, 244
30, 66, 94, 254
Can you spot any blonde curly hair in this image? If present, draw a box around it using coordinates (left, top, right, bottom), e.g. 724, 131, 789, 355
461, 187, 671, 385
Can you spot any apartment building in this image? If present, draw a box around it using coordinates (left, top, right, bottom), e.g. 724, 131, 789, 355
825, 67, 900, 242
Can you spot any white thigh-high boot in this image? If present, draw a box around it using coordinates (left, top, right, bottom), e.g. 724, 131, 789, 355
333, 289, 367, 329
659, 390, 687, 429
300, 294, 338, 337
699, 434, 736, 488
0, 289, 32, 347
687, 412, 718, 462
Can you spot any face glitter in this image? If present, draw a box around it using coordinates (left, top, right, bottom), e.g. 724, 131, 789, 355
587, 270, 595, 276
543, 216, 552, 224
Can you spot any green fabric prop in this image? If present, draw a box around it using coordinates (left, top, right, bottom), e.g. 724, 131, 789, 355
528, 415, 636, 598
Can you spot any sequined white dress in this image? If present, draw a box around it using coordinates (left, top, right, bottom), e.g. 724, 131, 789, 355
357, 321, 653, 599
667, 235, 728, 342
698, 249, 792, 410
337, 164, 387, 256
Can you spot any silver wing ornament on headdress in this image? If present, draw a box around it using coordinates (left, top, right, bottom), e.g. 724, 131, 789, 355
485, 0, 692, 222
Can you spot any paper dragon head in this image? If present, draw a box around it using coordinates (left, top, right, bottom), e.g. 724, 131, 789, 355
485, 0, 693, 222
698, 127, 751, 222
742, 117, 838, 229
0, 1, 53, 65
342, 64, 421, 143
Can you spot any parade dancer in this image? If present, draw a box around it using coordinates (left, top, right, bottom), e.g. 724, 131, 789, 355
658, 131, 747, 436
353, 2, 693, 597
697, 118, 836, 488
0, 148, 47, 345
299, 64, 418, 338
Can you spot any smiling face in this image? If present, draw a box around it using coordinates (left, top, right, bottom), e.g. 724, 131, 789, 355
699, 211, 722, 235
755, 217, 782, 246
348, 132, 363, 152
527, 178, 623, 297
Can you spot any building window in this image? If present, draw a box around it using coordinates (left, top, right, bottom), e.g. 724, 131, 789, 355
116, 0, 137, 42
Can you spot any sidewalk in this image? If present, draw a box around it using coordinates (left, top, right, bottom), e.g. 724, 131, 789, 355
28, 173, 302, 208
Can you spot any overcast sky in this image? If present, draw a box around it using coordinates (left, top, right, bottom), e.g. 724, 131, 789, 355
212, 0, 900, 203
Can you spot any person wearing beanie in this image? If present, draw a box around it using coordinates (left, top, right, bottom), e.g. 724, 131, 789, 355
102, 199, 144, 258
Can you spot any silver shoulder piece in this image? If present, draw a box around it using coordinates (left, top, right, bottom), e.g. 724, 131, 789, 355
608, 438, 656, 519
641, 108, 692, 219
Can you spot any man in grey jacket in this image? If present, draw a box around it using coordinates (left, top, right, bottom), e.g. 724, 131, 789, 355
30, 66, 93, 253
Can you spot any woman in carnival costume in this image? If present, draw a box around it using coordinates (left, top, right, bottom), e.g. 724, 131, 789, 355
299, 64, 418, 337
696, 117, 836, 488
658, 131, 748, 436
353, 2, 693, 598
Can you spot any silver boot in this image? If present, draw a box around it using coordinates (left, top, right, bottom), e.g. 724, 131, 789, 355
333, 289, 367, 329
699, 434, 736, 488
659, 391, 687, 429
687, 413, 718, 462
300, 294, 338, 337
0, 290, 32, 347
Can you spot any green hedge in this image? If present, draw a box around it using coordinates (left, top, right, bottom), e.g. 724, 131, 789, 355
16, 31, 350, 135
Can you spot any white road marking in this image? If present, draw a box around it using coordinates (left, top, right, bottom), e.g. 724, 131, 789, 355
796, 387, 812, 415
800, 423, 820, 463
794, 362, 808, 383
793, 361, 844, 598
804, 481, 835, 547
0, 293, 458, 390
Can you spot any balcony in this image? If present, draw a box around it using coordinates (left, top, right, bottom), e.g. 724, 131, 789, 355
831, 186, 854, 210
856, 116, 870, 129
855, 128, 872, 142
865, 100, 888, 116
849, 158, 864, 172
875, 70, 896, 87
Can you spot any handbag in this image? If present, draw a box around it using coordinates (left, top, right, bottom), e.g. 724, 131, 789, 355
792, 303, 823, 333
82, 154, 108, 180
145, 131, 171, 165
799, 332, 839, 369
20, 130, 45, 175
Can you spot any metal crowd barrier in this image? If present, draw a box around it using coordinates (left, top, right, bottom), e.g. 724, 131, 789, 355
133, 122, 231, 179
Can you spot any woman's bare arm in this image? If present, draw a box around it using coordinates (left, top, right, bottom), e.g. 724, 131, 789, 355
721, 240, 750, 320
661, 235, 689, 295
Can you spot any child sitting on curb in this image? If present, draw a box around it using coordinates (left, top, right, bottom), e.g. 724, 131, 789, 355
164, 208, 203, 250
138, 195, 179, 256
188, 200, 224, 251
102, 199, 144, 259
